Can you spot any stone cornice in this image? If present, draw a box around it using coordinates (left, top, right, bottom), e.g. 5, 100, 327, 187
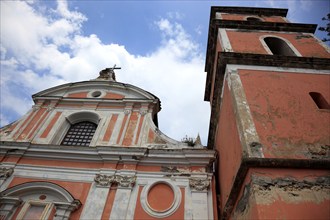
0, 142, 216, 166
210, 6, 288, 17
213, 20, 317, 33
221, 157, 330, 220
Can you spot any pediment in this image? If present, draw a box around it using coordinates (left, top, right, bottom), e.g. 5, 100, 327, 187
32, 80, 158, 101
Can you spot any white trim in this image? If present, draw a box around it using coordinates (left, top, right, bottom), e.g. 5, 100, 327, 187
132, 112, 141, 146
109, 187, 133, 220
109, 113, 124, 145
80, 182, 109, 220
227, 68, 264, 158
226, 64, 330, 75
13, 165, 97, 182
117, 110, 131, 145
218, 29, 233, 52
140, 180, 182, 218
16, 200, 53, 220
244, 15, 264, 21
12, 108, 38, 140
125, 182, 140, 220
87, 90, 106, 98
66, 111, 100, 124
308, 33, 330, 53
260, 35, 302, 56
215, 12, 222, 19
224, 28, 312, 35
34, 110, 57, 144
207, 184, 214, 220
25, 107, 49, 141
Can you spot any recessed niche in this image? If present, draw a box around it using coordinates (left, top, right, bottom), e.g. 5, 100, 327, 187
246, 16, 262, 21
309, 92, 330, 110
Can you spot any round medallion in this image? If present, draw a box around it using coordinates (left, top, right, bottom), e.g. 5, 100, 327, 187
140, 181, 181, 218
147, 183, 174, 212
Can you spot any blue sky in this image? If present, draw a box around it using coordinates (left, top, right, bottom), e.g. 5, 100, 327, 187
1, 0, 329, 145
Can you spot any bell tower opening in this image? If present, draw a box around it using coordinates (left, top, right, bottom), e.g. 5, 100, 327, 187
264, 37, 296, 56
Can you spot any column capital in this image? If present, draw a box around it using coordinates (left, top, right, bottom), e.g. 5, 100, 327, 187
115, 175, 136, 188
189, 178, 210, 192
94, 174, 115, 187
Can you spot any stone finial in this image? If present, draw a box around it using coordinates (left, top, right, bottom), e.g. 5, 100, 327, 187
194, 133, 202, 146
97, 65, 121, 81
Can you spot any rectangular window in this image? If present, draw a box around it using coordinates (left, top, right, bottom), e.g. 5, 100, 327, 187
17, 201, 53, 220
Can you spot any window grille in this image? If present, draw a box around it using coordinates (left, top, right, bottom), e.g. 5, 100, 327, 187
61, 121, 97, 146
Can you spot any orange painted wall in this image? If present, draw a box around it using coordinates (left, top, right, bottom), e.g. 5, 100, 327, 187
216, 80, 243, 211
239, 70, 330, 158
123, 112, 139, 146
8, 177, 91, 220
101, 187, 117, 219
17, 108, 47, 140
67, 92, 89, 98
226, 30, 330, 58
104, 92, 124, 99
40, 112, 62, 138
220, 14, 287, 22
103, 114, 118, 142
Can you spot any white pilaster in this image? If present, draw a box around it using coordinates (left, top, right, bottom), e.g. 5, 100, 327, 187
109, 187, 132, 220
191, 191, 209, 219
80, 182, 110, 220
109, 175, 136, 220
189, 178, 211, 220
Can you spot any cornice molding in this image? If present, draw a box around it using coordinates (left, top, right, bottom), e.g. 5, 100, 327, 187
210, 6, 288, 17
0, 142, 216, 166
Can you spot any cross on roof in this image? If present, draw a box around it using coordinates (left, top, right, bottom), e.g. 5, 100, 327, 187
98, 65, 121, 81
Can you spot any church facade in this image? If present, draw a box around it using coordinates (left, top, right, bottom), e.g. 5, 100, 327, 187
1, 6, 330, 220
0, 67, 216, 219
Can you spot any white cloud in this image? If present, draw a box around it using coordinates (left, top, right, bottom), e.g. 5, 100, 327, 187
0, 0, 209, 143
167, 11, 184, 20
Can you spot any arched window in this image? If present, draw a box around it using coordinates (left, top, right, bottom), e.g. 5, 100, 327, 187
0, 182, 81, 220
246, 16, 262, 22
263, 37, 297, 56
51, 111, 100, 146
61, 121, 97, 146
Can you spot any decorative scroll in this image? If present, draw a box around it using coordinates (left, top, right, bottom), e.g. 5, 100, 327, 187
32, 105, 41, 112
139, 109, 147, 116
189, 178, 210, 191
94, 174, 136, 188
0, 167, 14, 179
124, 109, 132, 115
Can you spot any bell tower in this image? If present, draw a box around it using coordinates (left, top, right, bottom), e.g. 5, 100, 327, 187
204, 6, 330, 220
